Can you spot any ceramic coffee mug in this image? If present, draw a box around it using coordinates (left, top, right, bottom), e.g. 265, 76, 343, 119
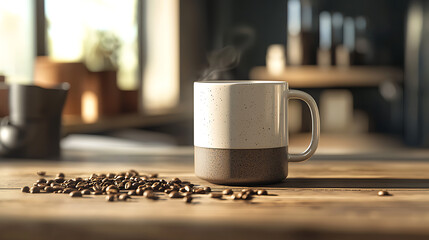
194, 80, 320, 185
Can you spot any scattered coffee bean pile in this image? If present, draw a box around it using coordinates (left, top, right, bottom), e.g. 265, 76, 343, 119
21, 170, 269, 203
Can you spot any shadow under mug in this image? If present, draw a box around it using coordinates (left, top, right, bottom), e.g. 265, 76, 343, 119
194, 80, 320, 185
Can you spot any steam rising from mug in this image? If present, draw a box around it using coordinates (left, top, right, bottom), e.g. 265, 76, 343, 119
200, 25, 256, 81
200, 46, 241, 81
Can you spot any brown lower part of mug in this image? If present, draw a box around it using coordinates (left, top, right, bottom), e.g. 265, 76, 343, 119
194, 146, 288, 185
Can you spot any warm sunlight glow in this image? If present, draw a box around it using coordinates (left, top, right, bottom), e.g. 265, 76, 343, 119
0, 0, 34, 83
142, 0, 180, 113
45, 0, 138, 90
81, 91, 98, 123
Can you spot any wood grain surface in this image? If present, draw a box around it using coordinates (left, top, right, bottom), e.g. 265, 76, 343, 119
1, 148, 429, 240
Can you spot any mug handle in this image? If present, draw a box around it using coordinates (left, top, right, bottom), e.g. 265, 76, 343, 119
287, 90, 320, 162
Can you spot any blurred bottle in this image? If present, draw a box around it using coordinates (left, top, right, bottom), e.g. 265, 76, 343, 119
287, 0, 303, 66
355, 16, 372, 65
332, 12, 344, 66
301, 0, 316, 65
335, 16, 355, 67
317, 11, 332, 67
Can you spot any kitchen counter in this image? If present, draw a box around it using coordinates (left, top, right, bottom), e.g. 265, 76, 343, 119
1, 147, 429, 240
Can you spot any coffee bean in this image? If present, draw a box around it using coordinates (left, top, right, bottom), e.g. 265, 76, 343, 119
91, 191, 102, 195
184, 185, 192, 192
74, 177, 83, 182
184, 196, 193, 204
143, 190, 153, 197
171, 177, 181, 184
204, 187, 212, 193
116, 182, 125, 189
140, 176, 148, 181
21, 186, 30, 193
182, 192, 192, 197
106, 173, 115, 179
242, 194, 252, 200
136, 188, 145, 196
106, 185, 118, 192
378, 190, 390, 196
30, 186, 40, 194
257, 189, 268, 195
164, 189, 173, 194
132, 182, 140, 189
128, 190, 137, 196
144, 190, 158, 200
106, 189, 118, 195
92, 185, 101, 192
124, 182, 133, 190
128, 169, 139, 176
169, 191, 183, 198
194, 188, 206, 194
37, 171, 46, 176
106, 195, 115, 202
54, 177, 64, 183
108, 192, 118, 198
149, 173, 158, 178
222, 189, 233, 195
151, 182, 161, 190
37, 178, 47, 184
242, 189, 255, 195
118, 194, 130, 201
44, 186, 54, 193
81, 189, 91, 195
231, 193, 242, 200
70, 191, 82, 197
209, 193, 222, 199
75, 182, 87, 188
63, 188, 73, 194
55, 190, 63, 194
179, 187, 187, 193
52, 186, 63, 191
56, 173, 65, 178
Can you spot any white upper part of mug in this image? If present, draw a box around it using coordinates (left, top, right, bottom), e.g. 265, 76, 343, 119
194, 81, 288, 149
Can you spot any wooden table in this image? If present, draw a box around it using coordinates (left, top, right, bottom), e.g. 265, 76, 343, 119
1, 147, 429, 240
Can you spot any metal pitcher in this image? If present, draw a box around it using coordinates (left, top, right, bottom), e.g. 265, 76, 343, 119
0, 83, 69, 159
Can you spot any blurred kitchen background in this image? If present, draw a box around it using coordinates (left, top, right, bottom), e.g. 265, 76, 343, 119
0, 0, 428, 158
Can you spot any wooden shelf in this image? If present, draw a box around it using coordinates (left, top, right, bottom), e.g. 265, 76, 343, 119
62, 111, 190, 135
249, 66, 403, 88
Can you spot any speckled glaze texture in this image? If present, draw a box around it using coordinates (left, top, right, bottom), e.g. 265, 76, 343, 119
195, 146, 288, 185
194, 81, 288, 149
